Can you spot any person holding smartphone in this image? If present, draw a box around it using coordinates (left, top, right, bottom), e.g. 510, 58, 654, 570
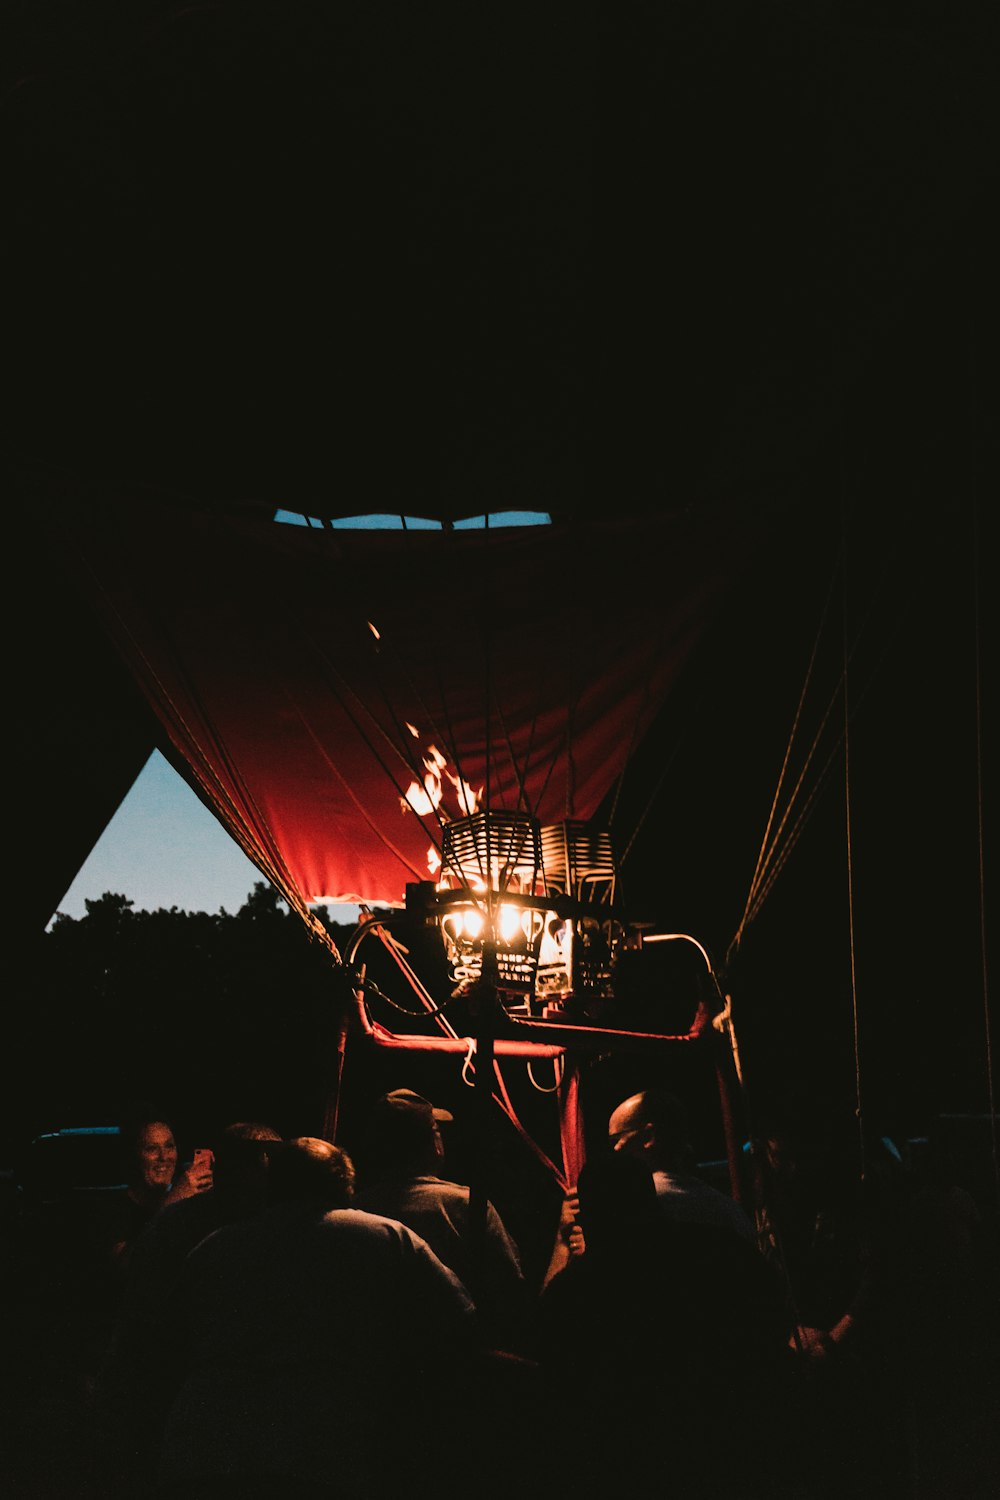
101, 1112, 214, 1272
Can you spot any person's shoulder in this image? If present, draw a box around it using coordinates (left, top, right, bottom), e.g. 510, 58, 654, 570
342, 1203, 440, 1234
657, 1171, 756, 1233
483, 1200, 522, 1259
383, 1173, 466, 1192
415, 1174, 469, 1201
335, 1205, 427, 1243
675, 1172, 738, 1201
373, 1176, 472, 1214
340, 1208, 473, 1284
344, 1205, 446, 1254
696, 1176, 756, 1217
356, 1174, 465, 1203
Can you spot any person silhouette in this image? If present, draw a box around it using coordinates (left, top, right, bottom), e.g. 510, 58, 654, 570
608, 1087, 756, 1241
353, 1088, 525, 1347
158, 1136, 476, 1496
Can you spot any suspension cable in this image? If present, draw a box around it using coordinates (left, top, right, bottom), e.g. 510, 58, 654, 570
728, 555, 840, 961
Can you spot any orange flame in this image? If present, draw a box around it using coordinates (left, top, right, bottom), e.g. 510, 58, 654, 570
401, 744, 448, 816
446, 770, 482, 816
400, 730, 483, 822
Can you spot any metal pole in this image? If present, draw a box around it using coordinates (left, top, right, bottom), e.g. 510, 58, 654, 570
319, 1008, 350, 1144
319, 964, 360, 1144
468, 942, 498, 1300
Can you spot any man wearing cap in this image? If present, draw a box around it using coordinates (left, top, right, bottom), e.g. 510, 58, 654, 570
354, 1087, 526, 1348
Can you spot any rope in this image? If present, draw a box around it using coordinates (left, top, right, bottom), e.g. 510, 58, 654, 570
380, 520, 485, 815
607, 668, 653, 832
361, 525, 497, 846
527, 1054, 563, 1094
363, 623, 453, 839
740, 581, 916, 932
489, 1056, 569, 1188
350, 918, 570, 1188
741, 755, 838, 927
315, 625, 447, 825
430, 526, 488, 883
730, 515, 921, 948
456, 1041, 568, 1185
347, 917, 463, 1026
619, 635, 746, 872
430, 640, 483, 827
618, 738, 683, 869
491, 688, 530, 816
529, 565, 583, 821
730, 557, 840, 958
80, 550, 327, 938
300, 626, 446, 857
283, 689, 431, 884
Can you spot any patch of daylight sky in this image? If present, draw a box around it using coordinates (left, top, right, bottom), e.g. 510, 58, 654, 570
273, 510, 551, 528
49, 751, 362, 929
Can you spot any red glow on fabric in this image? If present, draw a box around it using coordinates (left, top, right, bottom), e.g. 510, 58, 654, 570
59, 496, 766, 919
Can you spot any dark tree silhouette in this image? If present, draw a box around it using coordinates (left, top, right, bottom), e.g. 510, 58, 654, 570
9, 884, 360, 1162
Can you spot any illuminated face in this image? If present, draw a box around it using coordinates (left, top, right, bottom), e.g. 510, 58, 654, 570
136, 1120, 178, 1192
608, 1098, 649, 1159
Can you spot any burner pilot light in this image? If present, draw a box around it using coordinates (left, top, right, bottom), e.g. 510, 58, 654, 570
406, 813, 627, 1017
